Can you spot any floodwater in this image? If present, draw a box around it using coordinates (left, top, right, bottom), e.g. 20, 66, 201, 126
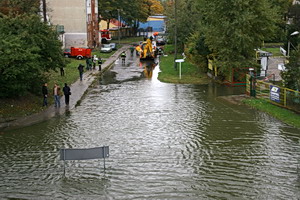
0, 53, 300, 199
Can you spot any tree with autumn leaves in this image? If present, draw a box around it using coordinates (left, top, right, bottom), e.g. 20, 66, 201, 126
98, 0, 164, 31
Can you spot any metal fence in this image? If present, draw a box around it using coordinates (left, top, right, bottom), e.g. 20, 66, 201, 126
246, 74, 300, 113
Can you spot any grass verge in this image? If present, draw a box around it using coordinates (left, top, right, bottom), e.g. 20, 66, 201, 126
111, 36, 144, 44
158, 45, 210, 84
92, 49, 115, 59
0, 58, 85, 119
261, 47, 282, 57
242, 98, 300, 129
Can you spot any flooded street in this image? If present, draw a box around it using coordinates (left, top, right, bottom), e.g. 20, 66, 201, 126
1, 54, 300, 199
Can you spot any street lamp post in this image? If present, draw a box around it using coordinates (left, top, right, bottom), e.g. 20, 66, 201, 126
287, 31, 299, 57
117, 9, 121, 46
249, 68, 256, 97
173, 0, 178, 70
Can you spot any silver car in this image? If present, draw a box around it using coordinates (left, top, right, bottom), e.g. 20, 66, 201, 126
100, 44, 112, 53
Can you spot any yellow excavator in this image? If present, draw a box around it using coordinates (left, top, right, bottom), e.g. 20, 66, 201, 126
136, 38, 156, 60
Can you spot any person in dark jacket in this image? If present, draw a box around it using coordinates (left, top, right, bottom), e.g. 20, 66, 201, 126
63, 83, 71, 106
121, 51, 126, 64
78, 64, 84, 81
60, 67, 65, 76
42, 82, 48, 106
98, 57, 102, 71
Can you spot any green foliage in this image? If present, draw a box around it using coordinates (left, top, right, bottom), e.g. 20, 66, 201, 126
0, 14, 65, 98
288, 4, 300, 29
164, 0, 200, 51
165, 0, 280, 75
243, 98, 300, 129
0, 0, 40, 15
198, 0, 278, 73
281, 46, 300, 90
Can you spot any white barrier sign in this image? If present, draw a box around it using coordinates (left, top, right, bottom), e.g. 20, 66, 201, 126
60, 146, 109, 175
60, 146, 109, 161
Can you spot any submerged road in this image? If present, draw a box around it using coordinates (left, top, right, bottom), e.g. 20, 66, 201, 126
0, 52, 300, 199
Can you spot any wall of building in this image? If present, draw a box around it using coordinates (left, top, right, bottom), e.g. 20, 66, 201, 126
46, 0, 87, 33
46, 0, 88, 48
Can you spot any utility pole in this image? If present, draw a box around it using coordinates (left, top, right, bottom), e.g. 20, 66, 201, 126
118, 9, 121, 46
173, 0, 178, 70
42, 0, 47, 23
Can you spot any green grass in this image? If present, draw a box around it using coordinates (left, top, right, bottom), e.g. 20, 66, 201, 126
243, 98, 300, 129
261, 47, 282, 57
0, 94, 43, 119
158, 45, 210, 84
162, 44, 176, 55
263, 42, 284, 47
111, 36, 144, 44
92, 49, 115, 59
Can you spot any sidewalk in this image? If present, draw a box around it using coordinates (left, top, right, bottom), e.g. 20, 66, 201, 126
1, 45, 130, 130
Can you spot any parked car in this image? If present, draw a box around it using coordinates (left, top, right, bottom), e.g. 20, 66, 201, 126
156, 36, 166, 46
109, 43, 117, 50
100, 44, 113, 53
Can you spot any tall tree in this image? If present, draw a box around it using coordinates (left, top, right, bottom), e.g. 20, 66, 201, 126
0, 14, 65, 98
98, 0, 163, 29
281, 45, 300, 90
197, 0, 278, 74
164, 0, 200, 51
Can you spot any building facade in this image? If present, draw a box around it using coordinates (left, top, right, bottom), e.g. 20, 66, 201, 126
44, 0, 99, 48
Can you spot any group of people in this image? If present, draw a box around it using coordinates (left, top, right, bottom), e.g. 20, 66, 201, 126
77, 55, 103, 81
41, 53, 106, 108
41, 55, 104, 107
85, 55, 102, 71
42, 82, 71, 108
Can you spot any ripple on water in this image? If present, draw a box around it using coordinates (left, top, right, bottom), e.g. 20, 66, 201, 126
1, 72, 300, 199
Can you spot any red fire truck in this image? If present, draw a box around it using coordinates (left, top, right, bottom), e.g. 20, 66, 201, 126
64, 47, 92, 60
100, 29, 111, 43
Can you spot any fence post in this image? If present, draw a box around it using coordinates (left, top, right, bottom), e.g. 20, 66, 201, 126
284, 88, 287, 107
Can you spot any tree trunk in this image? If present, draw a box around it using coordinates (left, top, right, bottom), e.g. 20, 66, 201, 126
106, 19, 111, 29
42, 0, 47, 22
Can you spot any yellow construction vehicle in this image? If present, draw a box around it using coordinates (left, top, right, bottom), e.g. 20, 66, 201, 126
136, 38, 157, 60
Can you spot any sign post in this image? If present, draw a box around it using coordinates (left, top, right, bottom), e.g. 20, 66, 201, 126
175, 59, 184, 79
270, 85, 280, 103
60, 146, 109, 176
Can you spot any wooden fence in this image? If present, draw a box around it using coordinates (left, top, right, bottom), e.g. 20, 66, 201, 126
246, 74, 300, 113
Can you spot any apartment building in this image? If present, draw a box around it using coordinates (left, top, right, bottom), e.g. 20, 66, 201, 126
43, 0, 99, 48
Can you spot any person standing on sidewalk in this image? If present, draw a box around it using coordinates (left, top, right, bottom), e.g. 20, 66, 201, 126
98, 57, 102, 71
78, 64, 84, 81
53, 83, 61, 108
121, 51, 126, 65
60, 67, 65, 76
63, 83, 71, 106
93, 55, 98, 70
42, 82, 48, 106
